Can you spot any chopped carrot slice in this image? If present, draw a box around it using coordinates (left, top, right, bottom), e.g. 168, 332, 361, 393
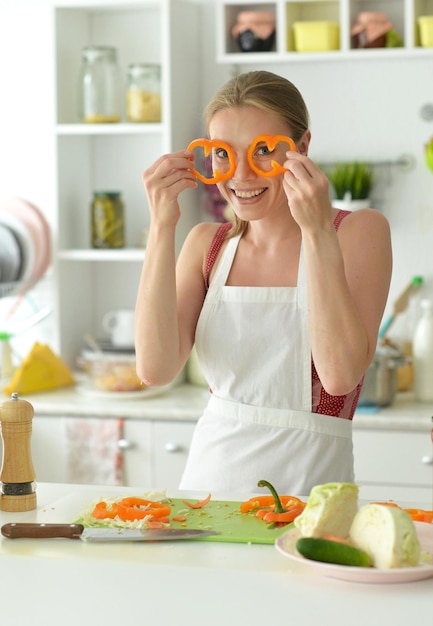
182, 493, 211, 509
172, 515, 187, 522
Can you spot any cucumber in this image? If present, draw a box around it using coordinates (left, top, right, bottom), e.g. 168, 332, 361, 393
296, 537, 372, 567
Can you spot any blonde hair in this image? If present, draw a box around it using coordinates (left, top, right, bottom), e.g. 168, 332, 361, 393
205, 71, 310, 237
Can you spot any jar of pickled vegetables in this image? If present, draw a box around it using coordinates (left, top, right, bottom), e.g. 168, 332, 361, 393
91, 192, 125, 249
126, 63, 161, 123
79, 46, 121, 123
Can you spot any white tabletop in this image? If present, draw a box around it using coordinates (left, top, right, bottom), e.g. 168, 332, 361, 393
0, 483, 432, 626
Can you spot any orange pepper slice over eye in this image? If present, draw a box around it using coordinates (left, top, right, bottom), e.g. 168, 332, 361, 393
187, 138, 236, 184
247, 134, 297, 177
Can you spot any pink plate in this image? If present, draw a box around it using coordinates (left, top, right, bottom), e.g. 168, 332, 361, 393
0, 197, 51, 281
0, 208, 35, 282
275, 522, 433, 583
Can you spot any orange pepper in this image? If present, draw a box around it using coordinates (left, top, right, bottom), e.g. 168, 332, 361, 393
182, 493, 212, 509
240, 495, 276, 513
91, 501, 119, 520
117, 498, 171, 522
146, 520, 169, 529
404, 508, 433, 523
247, 134, 297, 177
187, 138, 236, 184
240, 494, 304, 514
261, 506, 305, 524
321, 535, 351, 545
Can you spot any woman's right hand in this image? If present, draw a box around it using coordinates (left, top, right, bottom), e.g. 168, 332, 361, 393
141, 150, 198, 225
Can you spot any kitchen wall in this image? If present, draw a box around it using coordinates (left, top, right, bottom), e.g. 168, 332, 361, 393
1, 0, 433, 348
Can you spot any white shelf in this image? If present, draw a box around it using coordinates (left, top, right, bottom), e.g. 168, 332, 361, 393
53, 0, 202, 367
217, 0, 433, 63
56, 123, 162, 136
58, 248, 146, 261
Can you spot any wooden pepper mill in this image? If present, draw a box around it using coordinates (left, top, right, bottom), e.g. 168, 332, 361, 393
0, 392, 37, 512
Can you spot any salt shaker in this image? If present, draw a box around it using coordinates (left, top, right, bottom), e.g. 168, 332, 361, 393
0, 393, 37, 512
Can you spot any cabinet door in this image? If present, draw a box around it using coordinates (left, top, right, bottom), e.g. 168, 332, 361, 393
31, 417, 68, 483
353, 429, 433, 503
121, 420, 152, 488
151, 421, 196, 491
32, 416, 129, 486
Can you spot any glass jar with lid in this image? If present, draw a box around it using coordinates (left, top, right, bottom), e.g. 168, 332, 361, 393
91, 192, 125, 249
126, 63, 161, 123
79, 46, 121, 123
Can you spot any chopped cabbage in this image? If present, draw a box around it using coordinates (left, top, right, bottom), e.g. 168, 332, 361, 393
294, 482, 359, 538
77, 490, 168, 529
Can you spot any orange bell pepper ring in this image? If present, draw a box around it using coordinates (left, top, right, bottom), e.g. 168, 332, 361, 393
247, 134, 297, 177
187, 138, 236, 184
117, 497, 171, 522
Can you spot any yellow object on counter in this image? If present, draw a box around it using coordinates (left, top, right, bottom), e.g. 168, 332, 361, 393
3, 342, 74, 395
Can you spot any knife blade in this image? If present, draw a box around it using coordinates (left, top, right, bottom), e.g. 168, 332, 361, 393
1, 523, 219, 542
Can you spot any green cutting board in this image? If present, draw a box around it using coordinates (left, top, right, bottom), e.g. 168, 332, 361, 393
75, 496, 294, 544
153, 498, 292, 544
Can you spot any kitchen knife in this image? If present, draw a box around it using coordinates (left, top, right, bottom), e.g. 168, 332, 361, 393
1, 523, 219, 542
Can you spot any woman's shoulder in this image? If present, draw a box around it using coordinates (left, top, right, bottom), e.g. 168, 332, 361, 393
187, 221, 232, 247
333, 207, 390, 232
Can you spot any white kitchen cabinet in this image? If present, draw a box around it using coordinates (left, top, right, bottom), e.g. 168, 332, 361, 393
53, 0, 202, 367
18, 415, 194, 490
217, 0, 433, 62
353, 428, 433, 503
150, 420, 196, 490
91, 419, 195, 490
31, 417, 69, 483
118, 419, 153, 487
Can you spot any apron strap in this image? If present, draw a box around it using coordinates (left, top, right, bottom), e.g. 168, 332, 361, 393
204, 222, 232, 290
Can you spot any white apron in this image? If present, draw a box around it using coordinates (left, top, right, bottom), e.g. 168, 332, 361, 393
179, 234, 354, 494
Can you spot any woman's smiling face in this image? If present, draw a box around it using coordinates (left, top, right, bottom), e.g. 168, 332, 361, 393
208, 105, 300, 221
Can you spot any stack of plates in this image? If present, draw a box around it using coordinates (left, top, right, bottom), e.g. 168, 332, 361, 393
0, 197, 51, 286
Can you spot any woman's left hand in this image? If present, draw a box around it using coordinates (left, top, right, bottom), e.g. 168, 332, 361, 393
282, 151, 333, 231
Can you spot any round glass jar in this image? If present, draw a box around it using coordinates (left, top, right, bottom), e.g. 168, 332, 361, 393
91, 192, 125, 249
126, 63, 161, 123
79, 46, 121, 123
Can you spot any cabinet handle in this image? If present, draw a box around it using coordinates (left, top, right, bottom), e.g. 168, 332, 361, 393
117, 438, 135, 450
164, 442, 183, 453
421, 455, 433, 465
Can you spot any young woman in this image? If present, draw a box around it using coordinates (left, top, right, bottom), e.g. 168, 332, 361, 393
135, 71, 392, 494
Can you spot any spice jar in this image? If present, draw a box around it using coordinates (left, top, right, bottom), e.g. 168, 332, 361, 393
91, 192, 125, 249
126, 63, 161, 123
79, 46, 121, 123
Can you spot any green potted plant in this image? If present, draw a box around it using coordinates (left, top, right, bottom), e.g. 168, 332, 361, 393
324, 161, 374, 211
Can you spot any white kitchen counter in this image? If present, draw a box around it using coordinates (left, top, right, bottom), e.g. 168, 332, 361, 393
8, 383, 433, 432
0, 482, 432, 626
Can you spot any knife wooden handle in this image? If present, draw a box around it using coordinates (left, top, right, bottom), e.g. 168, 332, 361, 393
1, 523, 84, 539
